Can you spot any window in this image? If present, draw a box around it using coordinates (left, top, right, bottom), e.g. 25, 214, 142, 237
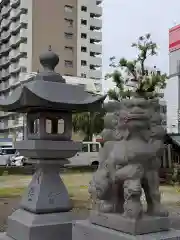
81, 6, 87, 12
90, 51, 95, 57
64, 32, 73, 39
90, 143, 100, 152
23, 23, 28, 29
81, 19, 87, 25
90, 39, 94, 44
30, 119, 40, 134
58, 119, 64, 134
64, 60, 73, 68
81, 46, 87, 52
64, 5, 73, 12
90, 64, 95, 70
81, 33, 87, 39
1, 148, 17, 155
45, 119, 64, 134
82, 143, 88, 152
64, 46, 73, 52
64, 18, 73, 27
81, 73, 86, 78
81, 60, 87, 66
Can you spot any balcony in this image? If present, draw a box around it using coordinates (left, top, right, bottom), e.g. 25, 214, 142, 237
1, 5, 11, 17
1, 56, 10, 67
96, 0, 103, 5
0, 43, 10, 55
9, 62, 20, 74
1, 19, 10, 30
89, 69, 102, 79
9, 49, 19, 60
90, 6, 102, 17
10, 0, 20, 8
10, 21, 21, 34
10, 8, 21, 20
9, 57, 27, 74
20, 13, 28, 24
89, 43, 102, 54
89, 56, 102, 66
2, 80, 10, 91
1, 31, 11, 42
1, 69, 10, 80
9, 30, 27, 47
20, 28, 27, 39
19, 57, 27, 67
89, 18, 102, 29
89, 31, 102, 42
9, 44, 26, 60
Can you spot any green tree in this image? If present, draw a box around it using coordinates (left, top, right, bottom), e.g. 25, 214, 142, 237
72, 110, 105, 141
105, 33, 168, 100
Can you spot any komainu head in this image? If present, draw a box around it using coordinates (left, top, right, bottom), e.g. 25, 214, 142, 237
117, 98, 151, 133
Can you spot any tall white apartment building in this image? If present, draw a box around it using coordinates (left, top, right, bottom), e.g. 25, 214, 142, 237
0, 0, 103, 139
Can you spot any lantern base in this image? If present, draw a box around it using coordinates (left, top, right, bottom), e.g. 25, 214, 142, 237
2, 209, 74, 240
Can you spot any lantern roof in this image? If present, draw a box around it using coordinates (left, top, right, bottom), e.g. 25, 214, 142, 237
0, 47, 106, 113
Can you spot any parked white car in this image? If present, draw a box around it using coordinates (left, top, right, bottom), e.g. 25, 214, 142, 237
66, 141, 101, 167
0, 148, 17, 166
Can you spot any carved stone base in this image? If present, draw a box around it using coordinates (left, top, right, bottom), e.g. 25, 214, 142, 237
89, 211, 170, 235
73, 220, 180, 240
0, 209, 74, 240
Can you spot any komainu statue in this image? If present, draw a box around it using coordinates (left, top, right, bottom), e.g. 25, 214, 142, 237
89, 102, 123, 213
141, 99, 168, 217
89, 97, 168, 219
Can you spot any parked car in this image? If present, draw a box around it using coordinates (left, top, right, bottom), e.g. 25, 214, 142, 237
66, 141, 101, 167
0, 148, 17, 166
11, 152, 29, 166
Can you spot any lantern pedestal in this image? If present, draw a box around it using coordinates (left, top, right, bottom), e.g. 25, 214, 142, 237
1, 160, 75, 240
0, 139, 81, 240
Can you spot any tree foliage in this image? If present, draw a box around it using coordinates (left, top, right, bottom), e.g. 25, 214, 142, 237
72, 110, 105, 141
105, 33, 168, 100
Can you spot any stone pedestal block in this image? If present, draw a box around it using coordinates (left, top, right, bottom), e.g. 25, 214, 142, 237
170, 216, 180, 230
73, 220, 180, 240
0, 209, 74, 240
90, 211, 170, 235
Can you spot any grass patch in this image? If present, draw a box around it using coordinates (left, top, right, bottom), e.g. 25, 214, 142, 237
0, 173, 92, 208
0, 187, 24, 198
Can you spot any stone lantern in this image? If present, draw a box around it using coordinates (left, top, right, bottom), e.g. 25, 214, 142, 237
0, 49, 106, 240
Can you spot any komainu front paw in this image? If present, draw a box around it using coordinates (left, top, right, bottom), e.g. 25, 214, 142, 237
98, 200, 115, 213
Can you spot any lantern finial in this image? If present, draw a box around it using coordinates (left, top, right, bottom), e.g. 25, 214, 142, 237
39, 46, 59, 71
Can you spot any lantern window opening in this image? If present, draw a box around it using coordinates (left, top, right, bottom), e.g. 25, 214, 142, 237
58, 118, 64, 134
30, 118, 40, 134
45, 118, 65, 134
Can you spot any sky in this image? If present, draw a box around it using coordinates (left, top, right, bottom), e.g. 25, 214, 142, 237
102, 0, 180, 92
